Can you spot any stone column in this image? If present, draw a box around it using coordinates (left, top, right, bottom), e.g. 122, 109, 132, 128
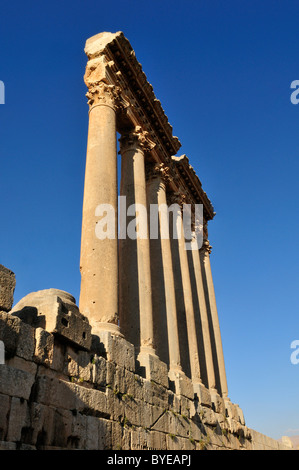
79, 81, 121, 336
190, 233, 217, 394
146, 165, 182, 372
201, 239, 228, 400
119, 127, 167, 383
169, 193, 209, 401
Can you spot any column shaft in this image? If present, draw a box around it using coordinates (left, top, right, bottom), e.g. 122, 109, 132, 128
119, 128, 155, 355
191, 235, 217, 391
147, 175, 182, 372
79, 86, 120, 335
173, 203, 202, 385
201, 241, 228, 398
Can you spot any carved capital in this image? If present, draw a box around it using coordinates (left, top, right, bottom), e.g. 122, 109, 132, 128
167, 191, 187, 208
85, 81, 123, 111
119, 126, 156, 155
145, 162, 173, 184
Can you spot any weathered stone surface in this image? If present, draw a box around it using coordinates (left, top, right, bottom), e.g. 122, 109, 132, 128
0, 265, 16, 312
34, 328, 54, 367
7, 397, 29, 442
0, 393, 10, 440
12, 289, 92, 350
0, 365, 35, 400
94, 331, 135, 371
168, 370, 194, 399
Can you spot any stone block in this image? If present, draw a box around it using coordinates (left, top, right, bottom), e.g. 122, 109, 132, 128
193, 383, 212, 407
210, 390, 225, 414
6, 355, 37, 375
77, 350, 93, 382
34, 328, 54, 367
74, 382, 108, 417
7, 397, 29, 442
168, 370, 194, 399
94, 331, 135, 371
0, 265, 16, 312
33, 375, 77, 411
12, 289, 92, 350
0, 311, 21, 358
91, 355, 107, 387
200, 406, 217, 427
16, 321, 35, 361
0, 393, 10, 440
0, 365, 35, 400
98, 418, 112, 450
137, 351, 168, 388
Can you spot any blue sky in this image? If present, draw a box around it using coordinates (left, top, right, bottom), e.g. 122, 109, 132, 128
1, 0, 299, 441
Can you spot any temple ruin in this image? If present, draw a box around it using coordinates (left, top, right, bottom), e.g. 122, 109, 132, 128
0, 32, 291, 450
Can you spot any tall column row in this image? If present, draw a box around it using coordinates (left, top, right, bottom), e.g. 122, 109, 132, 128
79, 82, 228, 399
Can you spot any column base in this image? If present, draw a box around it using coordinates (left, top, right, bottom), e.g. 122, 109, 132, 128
193, 382, 212, 408
136, 350, 168, 388
168, 369, 194, 399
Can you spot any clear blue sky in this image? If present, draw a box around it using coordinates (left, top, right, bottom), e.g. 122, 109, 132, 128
1, 0, 299, 441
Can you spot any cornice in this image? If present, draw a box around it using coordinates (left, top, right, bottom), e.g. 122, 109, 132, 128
84, 32, 181, 160
171, 155, 215, 222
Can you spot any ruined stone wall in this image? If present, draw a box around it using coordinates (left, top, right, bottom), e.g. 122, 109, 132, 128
0, 282, 289, 450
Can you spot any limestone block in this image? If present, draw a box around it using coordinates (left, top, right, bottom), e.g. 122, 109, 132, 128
51, 408, 73, 448
0, 265, 16, 312
200, 406, 217, 427
98, 418, 112, 450
107, 364, 136, 397
33, 375, 77, 411
15, 320, 35, 361
137, 352, 168, 388
0, 365, 35, 400
7, 397, 29, 442
143, 381, 168, 409
0, 393, 10, 440
85, 415, 100, 450
12, 289, 92, 350
34, 328, 54, 367
73, 383, 108, 417
91, 355, 107, 388
106, 387, 125, 422
6, 355, 37, 376
69, 410, 87, 449
210, 391, 225, 414
0, 311, 22, 358
131, 428, 150, 450
77, 350, 93, 382
94, 331, 135, 371
193, 382, 211, 407
149, 431, 167, 450
168, 370, 194, 400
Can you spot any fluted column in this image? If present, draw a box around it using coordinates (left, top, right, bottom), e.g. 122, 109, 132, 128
79, 81, 121, 336
190, 232, 217, 393
119, 126, 156, 357
146, 164, 182, 373
201, 239, 228, 399
170, 193, 203, 387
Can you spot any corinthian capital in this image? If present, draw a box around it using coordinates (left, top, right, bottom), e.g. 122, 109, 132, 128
119, 126, 156, 154
85, 81, 123, 110
145, 162, 173, 184
167, 191, 187, 208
